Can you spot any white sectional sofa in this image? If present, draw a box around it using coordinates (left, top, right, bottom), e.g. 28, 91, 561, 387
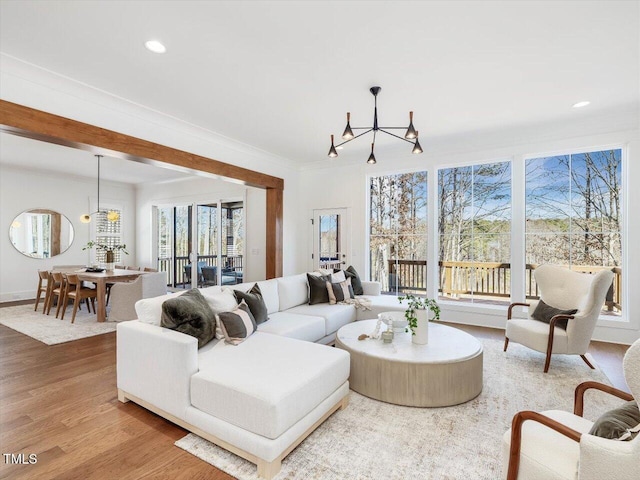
116, 272, 406, 478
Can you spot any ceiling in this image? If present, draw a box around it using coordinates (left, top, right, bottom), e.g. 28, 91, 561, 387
0, 1, 638, 166
0, 132, 193, 184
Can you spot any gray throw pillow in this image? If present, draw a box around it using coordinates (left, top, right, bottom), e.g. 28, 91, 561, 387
589, 401, 640, 440
335, 266, 364, 295
161, 289, 216, 348
234, 283, 269, 325
531, 299, 577, 330
307, 273, 331, 305
216, 300, 257, 345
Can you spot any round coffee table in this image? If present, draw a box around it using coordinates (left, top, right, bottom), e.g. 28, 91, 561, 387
335, 319, 483, 407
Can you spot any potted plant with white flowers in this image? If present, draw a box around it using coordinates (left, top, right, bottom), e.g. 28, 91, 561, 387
398, 294, 440, 345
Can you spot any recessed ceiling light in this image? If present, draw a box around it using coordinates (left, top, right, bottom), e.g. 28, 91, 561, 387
572, 101, 590, 108
144, 40, 166, 54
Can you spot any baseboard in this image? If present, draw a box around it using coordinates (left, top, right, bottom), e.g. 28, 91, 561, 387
0, 291, 35, 303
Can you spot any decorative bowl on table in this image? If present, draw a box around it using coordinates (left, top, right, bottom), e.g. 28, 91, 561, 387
379, 311, 408, 333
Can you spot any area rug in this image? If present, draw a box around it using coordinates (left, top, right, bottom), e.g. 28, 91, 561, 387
0, 304, 116, 345
175, 339, 621, 480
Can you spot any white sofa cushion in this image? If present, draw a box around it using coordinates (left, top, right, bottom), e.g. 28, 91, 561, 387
257, 311, 325, 342
286, 303, 356, 336
191, 332, 350, 439
256, 279, 279, 315
277, 274, 308, 311
359, 294, 409, 320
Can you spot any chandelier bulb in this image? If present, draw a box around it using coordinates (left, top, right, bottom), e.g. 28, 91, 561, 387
405, 111, 417, 140
342, 112, 354, 140
367, 142, 377, 164
412, 131, 423, 154
328, 134, 339, 158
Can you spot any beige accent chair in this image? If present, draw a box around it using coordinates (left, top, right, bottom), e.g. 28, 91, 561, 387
504, 265, 614, 372
108, 272, 167, 322
503, 338, 640, 480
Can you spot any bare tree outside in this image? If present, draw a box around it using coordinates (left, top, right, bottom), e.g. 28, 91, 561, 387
438, 161, 511, 303
525, 149, 622, 314
369, 172, 428, 294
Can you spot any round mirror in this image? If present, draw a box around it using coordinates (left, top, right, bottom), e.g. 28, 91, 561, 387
9, 209, 75, 259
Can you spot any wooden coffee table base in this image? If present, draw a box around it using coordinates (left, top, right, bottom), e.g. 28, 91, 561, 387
335, 320, 483, 407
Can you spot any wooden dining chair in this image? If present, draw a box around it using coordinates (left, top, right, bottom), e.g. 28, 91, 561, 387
127, 266, 141, 271
45, 272, 67, 318
61, 274, 97, 323
144, 267, 158, 272
34, 270, 49, 312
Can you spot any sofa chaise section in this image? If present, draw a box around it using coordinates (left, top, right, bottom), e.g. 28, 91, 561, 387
191, 332, 350, 439
117, 321, 350, 479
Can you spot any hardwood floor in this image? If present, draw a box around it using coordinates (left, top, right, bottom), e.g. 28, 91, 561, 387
0, 318, 629, 479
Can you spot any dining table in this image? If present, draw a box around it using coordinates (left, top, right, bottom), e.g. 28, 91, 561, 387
54, 268, 148, 322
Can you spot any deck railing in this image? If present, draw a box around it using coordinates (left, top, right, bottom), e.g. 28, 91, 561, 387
386, 260, 622, 312
158, 254, 243, 287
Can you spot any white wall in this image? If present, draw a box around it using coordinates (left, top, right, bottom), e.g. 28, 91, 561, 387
0, 55, 301, 277
298, 121, 640, 345
135, 177, 266, 282
0, 165, 136, 302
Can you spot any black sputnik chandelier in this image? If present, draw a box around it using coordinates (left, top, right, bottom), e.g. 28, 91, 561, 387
328, 86, 423, 164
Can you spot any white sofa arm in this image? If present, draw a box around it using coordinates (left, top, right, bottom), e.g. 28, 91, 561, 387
117, 320, 198, 420
361, 281, 381, 296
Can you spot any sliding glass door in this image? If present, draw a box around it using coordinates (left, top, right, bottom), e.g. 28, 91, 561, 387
156, 199, 244, 289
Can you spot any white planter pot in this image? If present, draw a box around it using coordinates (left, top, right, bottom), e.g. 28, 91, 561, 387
412, 309, 429, 345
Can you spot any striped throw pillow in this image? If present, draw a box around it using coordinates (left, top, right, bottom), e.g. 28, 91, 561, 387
326, 278, 355, 305
216, 300, 257, 345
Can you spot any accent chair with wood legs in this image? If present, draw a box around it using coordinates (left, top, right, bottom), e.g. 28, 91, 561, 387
504, 265, 614, 373
503, 338, 640, 480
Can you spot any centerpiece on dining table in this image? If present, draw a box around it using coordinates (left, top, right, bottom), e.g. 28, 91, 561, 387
83, 241, 128, 271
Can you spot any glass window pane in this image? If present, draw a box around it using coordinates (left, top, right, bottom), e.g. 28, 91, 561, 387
525, 149, 622, 316
369, 172, 428, 295
438, 161, 511, 304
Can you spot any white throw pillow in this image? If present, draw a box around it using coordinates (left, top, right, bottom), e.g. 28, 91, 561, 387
203, 288, 239, 313
135, 290, 185, 326
309, 269, 346, 283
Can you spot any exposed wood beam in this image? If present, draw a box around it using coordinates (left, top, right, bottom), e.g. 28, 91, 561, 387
266, 188, 284, 279
0, 100, 284, 277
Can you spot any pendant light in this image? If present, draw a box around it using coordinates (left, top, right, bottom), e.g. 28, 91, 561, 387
80, 155, 120, 224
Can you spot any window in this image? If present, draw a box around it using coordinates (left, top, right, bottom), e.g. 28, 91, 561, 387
369, 172, 428, 294
95, 207, 124, 263
525, 149, 622, 315
438, 161, 511, 304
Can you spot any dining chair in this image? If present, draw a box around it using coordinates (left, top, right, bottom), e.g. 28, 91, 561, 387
127, 266, 141, 271
34, 270, 49, 312
45, 272, 67, 318
144, 267, 158, 272
61, 274, 97, 323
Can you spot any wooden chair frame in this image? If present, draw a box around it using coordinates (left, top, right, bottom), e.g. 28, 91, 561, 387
504, 302, 592, 373
61, 274, 97, 323
34, 270, 49, 312
506, 381, 634, 480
